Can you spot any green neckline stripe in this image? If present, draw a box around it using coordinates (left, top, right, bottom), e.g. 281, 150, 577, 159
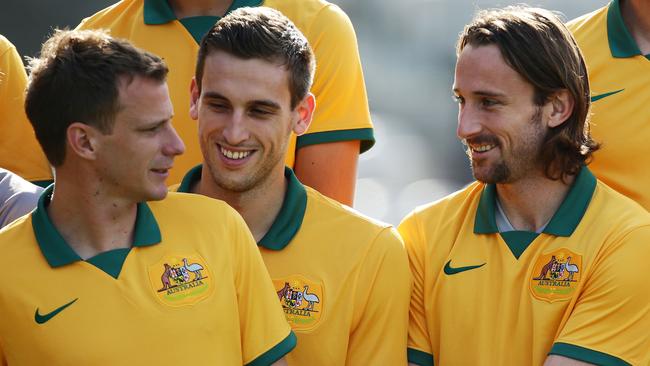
246, 331, 297, 366
550, 343, 630, 366
296, 128, 375, 153
407, 348, 434, 366
606, 0, 650, 59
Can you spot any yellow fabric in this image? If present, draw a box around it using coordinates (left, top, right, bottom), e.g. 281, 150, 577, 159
0, 192, 292, 365
399, 181, 650, 365
0, 35, 51, 181
76, 0, 373, 183
262, 187, 410, 365
568, 6, 650, 211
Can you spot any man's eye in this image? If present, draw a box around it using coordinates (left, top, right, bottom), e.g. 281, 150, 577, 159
481, 99, 498, 107
210, 103, 229, 111
452, 95, 465, 104
251, 108, 272, 115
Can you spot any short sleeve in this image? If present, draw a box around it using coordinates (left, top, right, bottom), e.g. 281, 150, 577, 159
399, 212, 435, 366
550, 226, 650, 366
295, 4, 374, 153
0, 36, 51, 182
230, 214, 296, 365
346, 227, 411, 364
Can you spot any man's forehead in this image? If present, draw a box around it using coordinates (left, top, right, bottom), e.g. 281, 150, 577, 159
454, 44, 531, 95
201, 51, 291, 105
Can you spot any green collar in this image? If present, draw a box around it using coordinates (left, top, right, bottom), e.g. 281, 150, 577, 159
475, 166, 597, 236
177, 165, 307, 250
177, 164, 202, 193
607, 0, 649, 58
144, 0, 263, 24
474, 166, 596, 259
32, 185, 162, 269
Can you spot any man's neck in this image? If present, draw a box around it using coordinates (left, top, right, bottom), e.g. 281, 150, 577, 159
197, 168, 287, 242
167, 0, 233, 18
621, 0, 650, 54
47, 170, 138, 260
495, 172, 575, 233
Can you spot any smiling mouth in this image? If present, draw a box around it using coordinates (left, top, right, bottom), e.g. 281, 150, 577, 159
470, 144, 497, 153
219, 146, 253, 160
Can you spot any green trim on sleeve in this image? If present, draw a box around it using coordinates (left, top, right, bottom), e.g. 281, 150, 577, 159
245, 331, 297, 366
550, 342, 631, 366
407, 348, 434, 366
296, 128, 375, 153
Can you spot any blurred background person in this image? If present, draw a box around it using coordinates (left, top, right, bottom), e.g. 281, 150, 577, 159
0, 168, 42, 228
568, 0, 650, 211
0, 34, 51, 186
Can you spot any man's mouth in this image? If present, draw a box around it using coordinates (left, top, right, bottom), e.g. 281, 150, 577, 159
470, 144, 497, 153
220, 146, 253, 160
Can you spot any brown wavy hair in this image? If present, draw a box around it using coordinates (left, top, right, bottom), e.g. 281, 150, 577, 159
457, 6, 599, 181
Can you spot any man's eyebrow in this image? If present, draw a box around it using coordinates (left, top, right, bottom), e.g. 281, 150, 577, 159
453, 87, 506, 98
202, 91, 229, 101
250, 99, 281, 110
142, 115, 173, 128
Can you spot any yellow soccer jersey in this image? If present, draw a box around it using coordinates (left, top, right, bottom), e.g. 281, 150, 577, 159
0, 35, 51, 184
175, 166, 411, 366
400, 167, 650, 366
568, 1, 650, 211
76, 0, 374, 183
0, 188, 295, 365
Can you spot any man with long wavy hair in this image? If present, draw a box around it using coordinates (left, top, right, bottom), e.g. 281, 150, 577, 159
401, 6, 650, 366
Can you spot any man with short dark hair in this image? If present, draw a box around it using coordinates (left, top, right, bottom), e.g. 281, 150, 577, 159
401, 6, 650, 366
0, 29, 293, 365
174, 7, 410, 365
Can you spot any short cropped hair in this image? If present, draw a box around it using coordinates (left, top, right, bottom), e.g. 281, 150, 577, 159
458, 6, 599, 181
195, 7, 315, 109
25, 29, 168, 166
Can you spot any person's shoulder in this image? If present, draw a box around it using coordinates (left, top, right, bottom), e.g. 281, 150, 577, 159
0, 213, 36, 261
403, 181, 483, 226
148, 192, 243, 227
567, 4, 608, 32
591, 180, 650, 230
305, 185, 391, 231
77, 0, 143, 29
266, 0, 352, 35
0, 34, 14, 54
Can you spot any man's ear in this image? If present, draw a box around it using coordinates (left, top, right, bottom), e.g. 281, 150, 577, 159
189, 77, 200, 121
292, 93, 315, 136
546, 89, 574, 128
66, 122, 99, 161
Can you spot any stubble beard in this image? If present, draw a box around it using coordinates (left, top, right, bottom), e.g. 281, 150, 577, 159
470, 107, 545, 184
206, 139, 288, 194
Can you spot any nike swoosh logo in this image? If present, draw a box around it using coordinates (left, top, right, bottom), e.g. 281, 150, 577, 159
444, 260, 485, 275
591, 89, 624, 102
35, 298, 78, 324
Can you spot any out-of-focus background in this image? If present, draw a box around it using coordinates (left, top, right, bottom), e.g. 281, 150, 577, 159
1, 0, 608, 225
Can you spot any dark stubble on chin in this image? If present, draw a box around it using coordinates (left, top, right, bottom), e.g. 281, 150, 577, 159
469, 106, 544, 184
